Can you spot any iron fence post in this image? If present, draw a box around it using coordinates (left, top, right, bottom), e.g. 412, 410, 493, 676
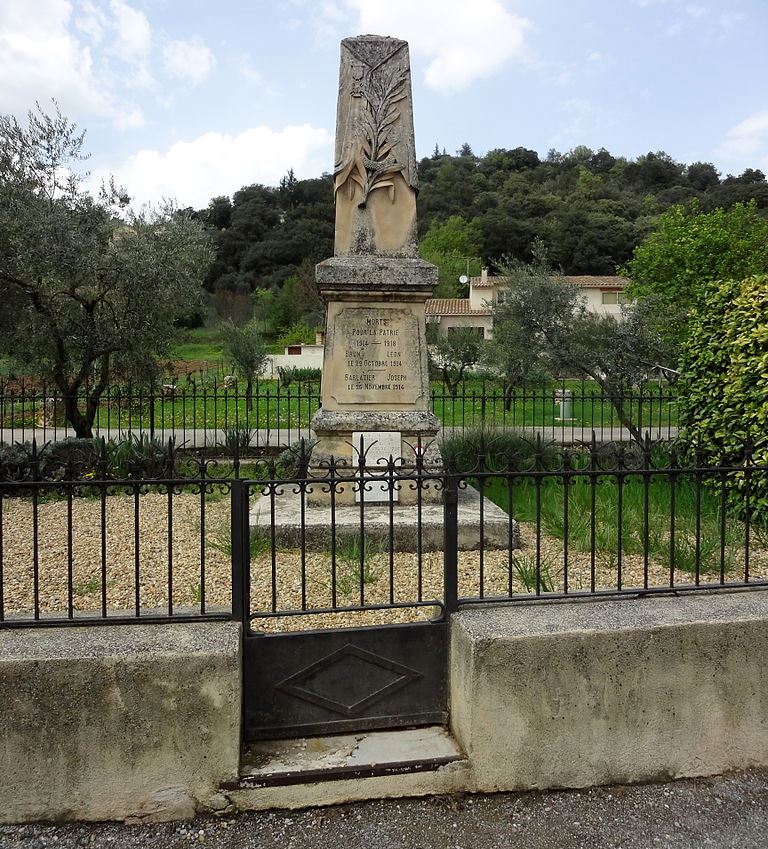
231, 479, 250, 628
443, 474, 459, 615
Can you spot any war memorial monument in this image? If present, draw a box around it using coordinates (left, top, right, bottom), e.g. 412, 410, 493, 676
252, 34, 508, 547
310, 34, 440, 499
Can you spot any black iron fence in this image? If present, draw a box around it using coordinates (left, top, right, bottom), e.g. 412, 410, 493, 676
1, 437, 765, 629
0, 379, 679, 446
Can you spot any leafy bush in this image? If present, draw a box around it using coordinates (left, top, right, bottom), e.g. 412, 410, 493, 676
0, 443, 38, 481
678, 273, 768, 525
440, 426, 559, 473
274, 439, 317, 478
0, 438, 100, 480
275, 322, 317, 348
276, 366, 321, 388
104, 433, 174, 478
221, 424, 256, 454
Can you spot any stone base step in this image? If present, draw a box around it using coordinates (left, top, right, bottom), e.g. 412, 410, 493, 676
250, 485, 518, 552
223, 726, 469, 811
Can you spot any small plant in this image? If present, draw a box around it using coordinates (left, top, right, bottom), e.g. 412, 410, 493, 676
221, 424, 256, 455
274, 439, 317, 478
276, 365, 297, 387
335, 535, 381, 596
510, 550, 558, 593
73, 576, 101, 597
189, 582, 203, 604
207, 517, 272, 558
105, 433, 173, 478
440, 425, 559, 474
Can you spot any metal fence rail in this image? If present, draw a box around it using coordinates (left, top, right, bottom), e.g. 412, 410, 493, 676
0, 447, 236, 627
0, 379, 679, 446
2, 437, 765, 630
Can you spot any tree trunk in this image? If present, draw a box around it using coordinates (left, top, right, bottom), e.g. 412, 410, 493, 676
59, 356, 110, 440
246, 379, 253, 413
605, 389, 644, 446
62, 391, 93, 438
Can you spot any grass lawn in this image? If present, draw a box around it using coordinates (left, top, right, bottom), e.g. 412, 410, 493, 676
480, 471, 761, 587
168, 327, 226, 363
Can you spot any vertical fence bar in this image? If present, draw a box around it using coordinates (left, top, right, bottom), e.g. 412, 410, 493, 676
230, 478, 250, 627
443, 474, 459, 615
0, 490, 4, 621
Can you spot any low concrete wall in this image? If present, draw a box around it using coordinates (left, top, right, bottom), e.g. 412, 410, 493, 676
0, 622, 241, 824
451, 591, 768, 792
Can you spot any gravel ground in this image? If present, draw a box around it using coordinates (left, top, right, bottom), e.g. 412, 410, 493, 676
2, 495, 767, 631
3, 769, 768, 848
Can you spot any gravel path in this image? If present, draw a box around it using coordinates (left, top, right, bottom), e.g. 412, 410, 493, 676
2, 769, 768, 848
2, 495, 766, 630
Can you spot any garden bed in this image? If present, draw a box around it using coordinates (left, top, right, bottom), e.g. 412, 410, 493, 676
1, 491, 766, 631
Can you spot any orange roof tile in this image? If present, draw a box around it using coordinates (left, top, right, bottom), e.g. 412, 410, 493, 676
470, 275, 629, 289
425, 299, 492, 316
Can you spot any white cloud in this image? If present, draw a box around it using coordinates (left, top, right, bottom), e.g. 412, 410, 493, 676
719, 11, 746, 30
112, 104, 145, 129
551, 98, 617, 148
75, 0, 106, 43
0, 0, 149, 127
162, 36, 216, 85
319, 0, 531, 92
0, 0, 109, 114
109, 0, 151, 60
92, 124, 333, 209
717, 111, 768, 162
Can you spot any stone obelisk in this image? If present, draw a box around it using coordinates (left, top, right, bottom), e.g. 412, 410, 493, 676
311, 35, 439, 500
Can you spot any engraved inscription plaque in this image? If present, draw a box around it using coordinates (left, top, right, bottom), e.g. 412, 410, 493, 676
331, 307, 422, 406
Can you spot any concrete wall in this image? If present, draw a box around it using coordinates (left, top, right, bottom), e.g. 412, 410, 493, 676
450, 591, 768, 792
0, 622, 241, 824
264, 347, 324, 378
581, 287, 623, 317
438, 315, 492, 337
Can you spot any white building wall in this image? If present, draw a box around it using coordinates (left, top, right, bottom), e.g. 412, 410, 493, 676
263, 346, 324, 378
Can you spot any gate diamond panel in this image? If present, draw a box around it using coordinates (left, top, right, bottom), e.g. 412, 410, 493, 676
243, 623, 447, 740
276, 644, 420, 716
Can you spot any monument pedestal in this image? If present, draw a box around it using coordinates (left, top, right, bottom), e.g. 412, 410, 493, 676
310, 256, 440, 506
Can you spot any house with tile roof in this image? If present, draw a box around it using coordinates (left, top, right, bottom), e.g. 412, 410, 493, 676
425, 268, 632, 338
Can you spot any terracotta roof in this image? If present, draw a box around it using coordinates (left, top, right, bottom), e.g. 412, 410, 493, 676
425, 299, 492, 316
470, 275, 629, 289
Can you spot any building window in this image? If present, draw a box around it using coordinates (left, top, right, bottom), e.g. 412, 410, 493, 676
447, 325, 485, 338
601, 290, 631, 305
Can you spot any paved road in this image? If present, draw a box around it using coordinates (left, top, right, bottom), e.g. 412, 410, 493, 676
0, 425, 678, 450
2, 769, 766, 849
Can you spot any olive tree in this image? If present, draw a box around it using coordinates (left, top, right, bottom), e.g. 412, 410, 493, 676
491, 250, 676, 444
220, 318, 268, 411
0, 104, 212, 437
426, 324, 485, 397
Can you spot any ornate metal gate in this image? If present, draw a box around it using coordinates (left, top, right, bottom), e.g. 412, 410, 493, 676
232, 472, 457, 741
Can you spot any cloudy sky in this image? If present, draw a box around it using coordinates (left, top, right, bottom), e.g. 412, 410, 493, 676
2, 0, 766, 209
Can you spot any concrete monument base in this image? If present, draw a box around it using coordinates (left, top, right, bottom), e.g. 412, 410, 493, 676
250, 485, 519, 553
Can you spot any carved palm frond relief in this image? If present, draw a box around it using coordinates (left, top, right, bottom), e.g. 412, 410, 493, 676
334, 60, 410, 208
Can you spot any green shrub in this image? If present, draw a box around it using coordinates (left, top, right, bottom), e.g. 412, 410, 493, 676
104, 433, 173, 478
440, 425, 559, 473
678, 273, 768, 525
0, 438, 100, 480
221, 424, 256, 454
275, 322, 317, 348
276, 366, 321, 388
